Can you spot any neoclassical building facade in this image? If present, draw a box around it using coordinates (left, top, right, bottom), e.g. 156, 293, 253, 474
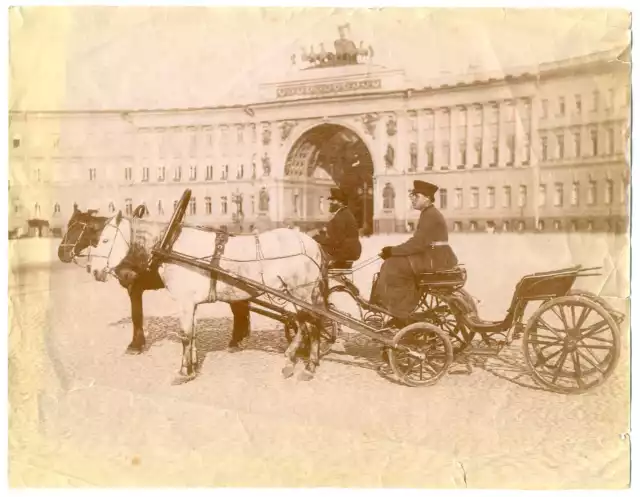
8, 37, 630, 237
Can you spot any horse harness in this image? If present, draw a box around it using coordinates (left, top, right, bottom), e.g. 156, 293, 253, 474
207, 228, 231, 300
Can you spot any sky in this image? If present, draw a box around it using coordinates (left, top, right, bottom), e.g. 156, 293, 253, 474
8, 6, 631, 111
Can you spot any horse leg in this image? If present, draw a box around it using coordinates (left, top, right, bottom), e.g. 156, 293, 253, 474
282, 320, 305, 379
125, 282, 146, 354
298, 319, 320, 382
173, 302, 199, 385
228, 300, 251, 353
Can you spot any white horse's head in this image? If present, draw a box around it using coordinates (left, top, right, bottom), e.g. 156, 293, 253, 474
90, 211, 132, 282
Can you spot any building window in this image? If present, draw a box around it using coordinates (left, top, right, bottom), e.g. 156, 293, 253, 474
522, 133, 531, 165
237, 164, 244, 179
89, 168, 97, 181
575, 94, 582, 114
441, 141, 450, 169
125, 198, 132, 216
518, 220, 525, 232
221, 164, 229, 180
605, 179, 613, 205
221, 196, 228, 215
319, 196, 325, 214
34, 203, 41, 217
573, 131, 581, 157
558, 96, 565, 116
590, 129, 599, 156
382, 183, 395, 210
189, 198, 196, 215
293, 193, 299, 215
469, 221, 478, 232
587, 219, 594, 232
518, 185, 527, 208
538, 184, 547, 207
570, 220, 578, 232
606, 127, 615, 155
458, 139, 466, 168
53, 203, 61, 215
455, 188, 463, 209
490, 139, 498, 167
554, 183, 563, 207
12, 137, 21, 149
158, 166, 165, 181
541, 136, 548, 161
237, 125, 244, 145
426, 143, 434, 170
173, 166, 182, 181
504, 101, 515, 122
473, 138, 482, 168
189, 165, 197, 181
157, 200, 164, 215
453, 221, 462, 232
554, 220, 562, 231
486, 187, 495, 208
439, 189, 447, 209
124, 167, 133, 181
502, 221, 510, 232
470, 187, 479, 209
142, 167, 149, 182
541, 99, 549, 119
206, 165, 214, 180
556, 133, 564, 159
173, 200, 178, 212
205, 197, 212, 215
588, 180, 597, 205
571, 182, 580, 206
503, 186, 512, 208
506, 134, 515, 166
537, 220, 545, 232
109, 202, 116, 213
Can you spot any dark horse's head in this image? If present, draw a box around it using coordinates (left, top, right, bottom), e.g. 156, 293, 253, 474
57, 205, 109, 265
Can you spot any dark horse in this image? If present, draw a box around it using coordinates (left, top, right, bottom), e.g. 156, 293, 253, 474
57, 205, 251, 354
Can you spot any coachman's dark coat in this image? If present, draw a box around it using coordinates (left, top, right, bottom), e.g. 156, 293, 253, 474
373, 204, 458, 318
313, 206, 362, 263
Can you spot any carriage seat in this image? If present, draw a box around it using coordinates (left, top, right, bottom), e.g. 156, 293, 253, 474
417, 265, 467, 292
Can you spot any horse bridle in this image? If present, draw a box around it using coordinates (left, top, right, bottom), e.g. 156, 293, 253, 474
91, 215, 131, 277
59, 220, 94, 270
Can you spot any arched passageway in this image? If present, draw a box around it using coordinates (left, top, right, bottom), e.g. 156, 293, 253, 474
284, 124, 374, 232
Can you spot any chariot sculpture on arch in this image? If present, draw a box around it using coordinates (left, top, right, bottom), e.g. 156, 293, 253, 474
297, 24, 374, 69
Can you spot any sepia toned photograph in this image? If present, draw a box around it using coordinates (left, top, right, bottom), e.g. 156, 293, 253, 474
7, 4, 631, 489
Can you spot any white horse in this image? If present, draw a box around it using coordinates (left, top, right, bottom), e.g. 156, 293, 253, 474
89, 211, 328, 384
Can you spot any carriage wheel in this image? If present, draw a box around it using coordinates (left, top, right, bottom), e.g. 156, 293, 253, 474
388, 323, 454, 387
414, 290, 476, 353
283, 307, 337, 359
523, 295, 620, 394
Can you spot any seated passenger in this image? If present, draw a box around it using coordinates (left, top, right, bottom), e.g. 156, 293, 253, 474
372, 180, 458, 323
313, 187, 362, 268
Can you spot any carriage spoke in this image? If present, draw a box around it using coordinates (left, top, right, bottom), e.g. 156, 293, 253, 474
574, 306, 593, 331
576, 343, 613, 350
537, 318, 565, 339
579, 320, 611, 340
551, 305, 570, 330
576, 349, 605, 374
572, 351, 586, 389
550, 348, 569, 384
570, 305, 577, 328
534, 346, 563, 366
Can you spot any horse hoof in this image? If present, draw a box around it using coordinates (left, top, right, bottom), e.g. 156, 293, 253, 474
125, 345, 144, 355
281, 365, 296, 379
297, 369, 315, 382
171, 372, 197, 386
227, 345, 241, 353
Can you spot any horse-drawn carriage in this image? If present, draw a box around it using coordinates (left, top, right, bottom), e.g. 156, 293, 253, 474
134, 189, 624, 394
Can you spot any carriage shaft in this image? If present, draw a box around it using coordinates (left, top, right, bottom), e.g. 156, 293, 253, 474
153, 249, 397, 347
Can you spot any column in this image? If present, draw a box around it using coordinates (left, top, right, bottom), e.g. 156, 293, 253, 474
416, 110, 425, 171
498, 100, 507, 168
515, 99, 525, 167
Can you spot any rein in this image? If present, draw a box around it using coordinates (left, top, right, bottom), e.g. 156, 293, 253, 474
92, 216, 132, 277
59, 220, 93, 270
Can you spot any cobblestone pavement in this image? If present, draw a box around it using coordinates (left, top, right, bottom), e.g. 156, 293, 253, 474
8, 244, 631, 488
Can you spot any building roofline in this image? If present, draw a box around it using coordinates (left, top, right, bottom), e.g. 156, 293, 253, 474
10, 44, 629, 117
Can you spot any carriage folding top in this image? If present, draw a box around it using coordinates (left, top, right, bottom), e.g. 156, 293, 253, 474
150, 189, 625, 395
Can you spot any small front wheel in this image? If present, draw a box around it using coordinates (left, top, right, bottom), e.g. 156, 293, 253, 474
389, 323, 454, 387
